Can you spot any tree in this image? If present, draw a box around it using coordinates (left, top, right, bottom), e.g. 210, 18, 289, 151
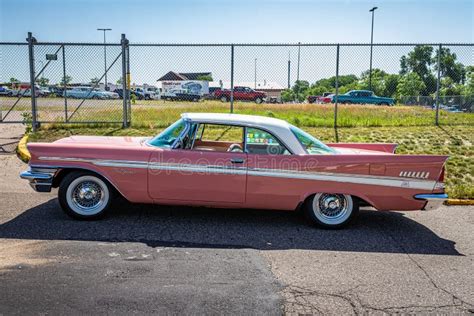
434, 47, 465, 84
462, 66, 474, 96
439, 77, 463, 96
397, 72, 426, 97
399, 45, 436, 95
292, 80, 310, 101
359, 68, 387, 96
382, 74, 400, 98
196, 74, 213, 81
36, 77, 49, 86
9, 77, 20, 84
60, 75, 72, 86
281, 89, 295, 102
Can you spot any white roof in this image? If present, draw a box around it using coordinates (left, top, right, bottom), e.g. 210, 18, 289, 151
181, 113, 306, 154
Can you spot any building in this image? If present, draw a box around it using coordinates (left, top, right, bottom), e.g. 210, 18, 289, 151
157, 71, 212, 81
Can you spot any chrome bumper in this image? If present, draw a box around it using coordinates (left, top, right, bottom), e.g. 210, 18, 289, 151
20, 168, 57, 192
414, 193, 448, 210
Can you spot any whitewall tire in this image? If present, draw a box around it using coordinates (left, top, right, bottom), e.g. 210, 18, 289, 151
304, 193, 359, 228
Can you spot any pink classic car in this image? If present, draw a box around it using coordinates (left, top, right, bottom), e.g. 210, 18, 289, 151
21, 113, 448, 228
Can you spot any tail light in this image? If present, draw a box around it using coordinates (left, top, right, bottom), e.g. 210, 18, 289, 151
434, 167, 445, 191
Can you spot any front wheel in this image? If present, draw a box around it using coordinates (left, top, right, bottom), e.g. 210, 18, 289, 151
220, 96, 228, 102
304, 193, 358, 229
58, 171, 113, 220
255, 97, 263, 104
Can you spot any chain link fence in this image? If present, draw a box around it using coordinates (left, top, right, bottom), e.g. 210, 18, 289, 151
0, 33, 472, 131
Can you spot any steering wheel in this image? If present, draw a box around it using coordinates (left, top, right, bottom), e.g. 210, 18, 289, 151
227, 144, 243, 152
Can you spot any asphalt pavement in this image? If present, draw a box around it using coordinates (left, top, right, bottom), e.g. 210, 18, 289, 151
0, 124, 473, 315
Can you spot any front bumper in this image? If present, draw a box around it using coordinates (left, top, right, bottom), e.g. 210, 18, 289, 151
20, 168, 57, 192
414, 193, 448, 210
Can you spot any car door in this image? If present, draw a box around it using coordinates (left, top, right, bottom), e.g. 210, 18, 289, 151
244, 127, 302, 210
148, 122, 247, 203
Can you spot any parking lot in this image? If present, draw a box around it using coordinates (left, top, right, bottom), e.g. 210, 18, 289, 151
0, 125, 473, 314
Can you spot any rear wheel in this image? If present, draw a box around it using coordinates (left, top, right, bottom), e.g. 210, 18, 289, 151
255, 97, 263, 104
220, 96, 228, 102
304, 193, 358, 229
58, 171, 114, 220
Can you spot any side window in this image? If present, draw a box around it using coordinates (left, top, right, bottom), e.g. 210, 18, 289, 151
192, 124, 244, 152
246, 128, 290, 155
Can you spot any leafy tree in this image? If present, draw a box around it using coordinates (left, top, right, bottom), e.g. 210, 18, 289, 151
10, 77, 20, 84
36, 77, 49, 86
439, 77, 463, 96
60, 75, 72, 86
382, 74, 400, 98
399, 45, 436, 94
462, 66, 474, 96
196, 74, 213, 81
292, 80, 310, 101
397, 72, 426, 97
434, 47, 465, 84
115, 77, 122, 85
359, 68, 387, 96
281, 88, 295, 102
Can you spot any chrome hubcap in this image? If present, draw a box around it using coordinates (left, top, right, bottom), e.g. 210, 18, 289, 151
72, 181, 103, 209
312, 193, 353, 225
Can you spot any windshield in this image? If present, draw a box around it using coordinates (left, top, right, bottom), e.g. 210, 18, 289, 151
290, 125, 336, 155
148, 119, 186, 148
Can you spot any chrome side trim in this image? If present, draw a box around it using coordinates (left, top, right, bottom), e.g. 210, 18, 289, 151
414, 193, 448, 210
38, 156, 437, 190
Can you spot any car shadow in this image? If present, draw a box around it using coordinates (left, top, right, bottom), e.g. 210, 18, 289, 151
0, 198, 461, 256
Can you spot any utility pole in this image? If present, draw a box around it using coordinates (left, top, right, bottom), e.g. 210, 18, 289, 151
369, 7, 378, 91
254, 58, 257, 89
97, 28, 112, 90
287, 51, 291, 89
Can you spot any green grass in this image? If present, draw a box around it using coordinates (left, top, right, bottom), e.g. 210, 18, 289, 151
29, 125, 474, 199
4, 99, 473, 127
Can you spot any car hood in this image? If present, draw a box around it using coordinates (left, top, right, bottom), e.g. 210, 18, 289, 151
54, 136, 149, 146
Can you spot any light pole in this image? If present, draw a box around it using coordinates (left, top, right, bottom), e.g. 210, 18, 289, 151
97, 28, 112, 90
287, 51, 291, 89
254, 58, 257, 89
368, 7, 377, 91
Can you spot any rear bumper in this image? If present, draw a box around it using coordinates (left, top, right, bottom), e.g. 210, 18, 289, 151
20, 168, 57, 192
414, 193, 448, 210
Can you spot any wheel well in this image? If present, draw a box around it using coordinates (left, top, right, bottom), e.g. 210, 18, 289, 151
52, 168, 124, 199
298, 193, 373, 210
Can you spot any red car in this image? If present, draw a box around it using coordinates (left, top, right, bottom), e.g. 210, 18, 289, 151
21, 113, 448, 228
214, 86, 267, 104
308, 93, 334, 104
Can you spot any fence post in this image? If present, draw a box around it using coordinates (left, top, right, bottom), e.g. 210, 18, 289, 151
27, 32, 38, 132
62, 45, 68, 122
435, 44, 442, 126
230, 44, 234, 113
121, 34, 129, 128
334, 44, 340, 142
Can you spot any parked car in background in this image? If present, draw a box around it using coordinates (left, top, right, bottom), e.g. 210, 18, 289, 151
113, 89, 140, 100
64, 87, 119, 99
214, 86, 267, 104
21, 113, 448, 228
332, 90, 395, 105
308, 92, 333, 104
49, 86, 65, 97
0, 86, 14, 96
135, 87, 159, 100
163, 89, 201, 102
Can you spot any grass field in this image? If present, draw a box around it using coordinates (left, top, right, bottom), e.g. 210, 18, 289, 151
29, 124, 474, 200
2, 98, 473, 127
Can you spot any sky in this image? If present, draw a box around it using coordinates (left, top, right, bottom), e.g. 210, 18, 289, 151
1, 0, 472, 43
0, 0, 472, 86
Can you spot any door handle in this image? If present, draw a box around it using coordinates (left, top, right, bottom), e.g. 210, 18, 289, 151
230, 158, 245, 164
